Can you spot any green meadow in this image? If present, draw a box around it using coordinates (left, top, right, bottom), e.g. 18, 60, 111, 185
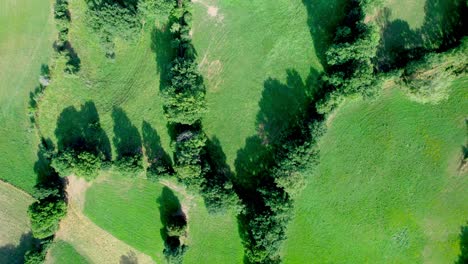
284, 78, 468, 263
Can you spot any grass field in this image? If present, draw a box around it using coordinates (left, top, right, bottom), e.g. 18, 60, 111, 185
192, 0, 347, 167
283, 78, 468, 263
0, 0, 54, 192
0, 182, 34, 263
47, 240, 89, 264
83, 172, 243, 263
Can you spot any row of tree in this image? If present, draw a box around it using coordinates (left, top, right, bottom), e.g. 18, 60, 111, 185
24, 141, 68, 264
54, 0, 81, 73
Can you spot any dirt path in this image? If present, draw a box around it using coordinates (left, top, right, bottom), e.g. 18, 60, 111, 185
50, 176, 155, 264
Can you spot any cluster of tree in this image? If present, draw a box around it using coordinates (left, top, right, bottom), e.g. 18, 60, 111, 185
398, 37, 468, 103
51, 148, 106, 181
317, 0, 382, 114
54, 0, 80, 73
238, 120, 326, 263
161, 1, 206, 124
24, 141, 68, 263
85, 0, 173, 58
162, 212, 188, 263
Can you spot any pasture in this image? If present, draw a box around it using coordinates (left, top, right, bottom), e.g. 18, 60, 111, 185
0, 182, 34, 263
283, 78, 468, 263
47, 240, 89, 264
0, 0, 54, 192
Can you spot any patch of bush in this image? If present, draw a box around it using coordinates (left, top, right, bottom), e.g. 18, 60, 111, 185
399, 37, 468, 103
28, 190, 67, 240
162, 57, 207, 124
317, 0, 382, 115
114, 153, 144, 176
86, 1, 141, 58
53, 0, 80, 73
24, 238, 52, 264
173, 129, 206, 187
51, 149, 104, 180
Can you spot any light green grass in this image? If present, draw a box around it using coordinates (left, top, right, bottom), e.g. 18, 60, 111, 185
84, 173, 243, 263
0, 0, 54, 192
384, 0, 426, 29
192, 0, 327, 168
48, 240, 89, 264
283, 78, 468, 263
0, 182, 34, 263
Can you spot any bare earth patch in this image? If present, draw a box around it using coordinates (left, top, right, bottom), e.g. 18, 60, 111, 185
50, 175, 154, 264
193, 0, 224, 22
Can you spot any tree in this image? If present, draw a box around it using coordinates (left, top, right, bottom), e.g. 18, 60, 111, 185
28, 198, 67, 239
51, 149, 103, 181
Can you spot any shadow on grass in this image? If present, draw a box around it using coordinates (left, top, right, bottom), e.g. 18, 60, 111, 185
302, 0, 350, 67
0, 232, 39, 264
111, 107, 142, 159
142, 121, 173, 170
157, 187, 183, 241
55, 101, 111, 160
120, 251, 138, 264
457, 224, 468, 264
150, 26, 173, 94
376, 0, 467, 71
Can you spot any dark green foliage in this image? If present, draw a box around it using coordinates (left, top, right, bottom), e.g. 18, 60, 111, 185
86, 1, 141, 58
114, 154, 144, 175
51, 149, 103, 180
53, 0, 80, 73
24, 239, 52, 264
241, 187, 292, 264
162, 58, 207, 124
158, 187, 188, 264
317, 0, 382, 114
457, 224, 468, 264
28, 197, 67, 239
173, 130, 206, 187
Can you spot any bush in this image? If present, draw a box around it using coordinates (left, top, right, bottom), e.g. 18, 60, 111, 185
173, 130, 206, 186
399, 37, 468, 103
163, 58, 207, 124
138, 0, 174, 22
52, 149, 103, 180
24, 239, 52, 264
86, 2, 141, 57
114, 154, 144, 176
28, 198, 67, 239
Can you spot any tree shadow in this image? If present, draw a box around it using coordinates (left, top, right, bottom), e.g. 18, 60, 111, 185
111, 107, 142, 159
150, 26, 173, 93
376, 0, 467, 71
120, 251, 138, 264
55, 101, 111, 160
0, 232, 39, 264
302, 0, 350, 67
456, 224, 468, 264
157, 187, 184, 241
142, 121, 173, 172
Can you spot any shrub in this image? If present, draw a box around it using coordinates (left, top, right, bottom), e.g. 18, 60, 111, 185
163, 58, 207, 124
86, 2, 141, 57
138, 0, 174, 22
173, 130, 206, 187
51, 149, 103, 180
28, 198, 67, 239
114, 154, 144, 176
399, 37, 468, 103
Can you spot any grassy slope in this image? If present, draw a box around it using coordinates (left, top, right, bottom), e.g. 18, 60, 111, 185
192, 0, 323, 168
384, 0, 425, 29
48, 240, 89, 264
284, 78, 468, 263
0, 0, 54, 192
84, 173, 243, 263
0, 182, 34, 263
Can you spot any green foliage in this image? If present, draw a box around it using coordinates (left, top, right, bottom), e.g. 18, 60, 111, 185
138, 0, 174, 22
24, 238, 53, 264
399, 37, 468, 103
28, 198, 67, 239
174, 130, 206, 186
86, 2, 141, 57
54, 0, 70, 45
51, 149, 103, 180
163, 58, 207, 124
114, 154, 144, 176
